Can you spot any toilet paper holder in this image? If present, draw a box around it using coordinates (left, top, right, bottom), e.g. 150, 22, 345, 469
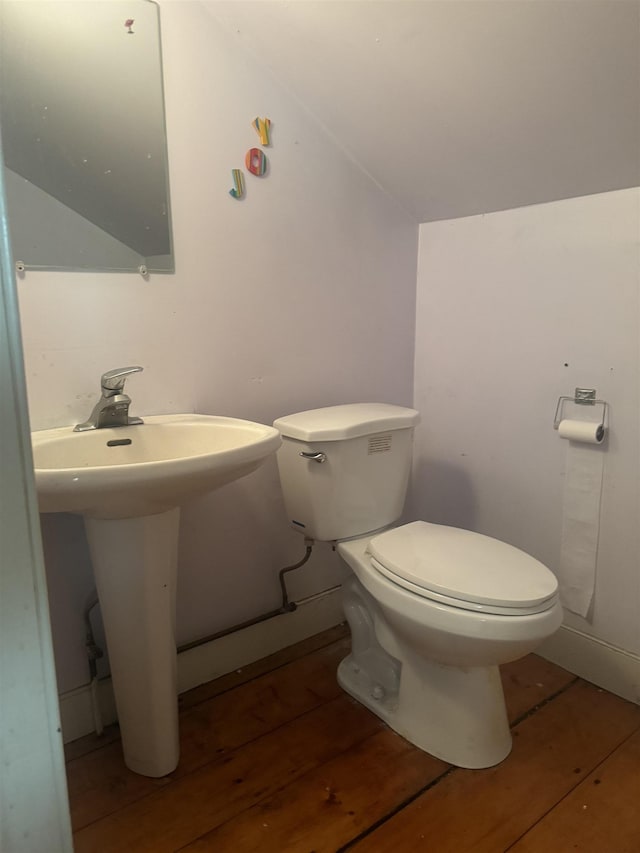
553, 388, 608, 430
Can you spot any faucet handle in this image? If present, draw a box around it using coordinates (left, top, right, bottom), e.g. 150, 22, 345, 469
101, 366, 143, 396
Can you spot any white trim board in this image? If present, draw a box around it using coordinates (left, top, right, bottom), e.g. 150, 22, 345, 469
59, 587, 344, 744
60, 596, 640, 745
538, 624, 640, 706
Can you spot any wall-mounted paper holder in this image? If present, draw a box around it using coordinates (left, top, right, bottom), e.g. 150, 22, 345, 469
553, 388, 608, 431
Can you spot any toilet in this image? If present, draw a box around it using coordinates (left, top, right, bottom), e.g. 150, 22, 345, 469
273, 403, 562, 769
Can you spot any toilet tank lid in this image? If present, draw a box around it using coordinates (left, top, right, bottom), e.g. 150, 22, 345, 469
273, 403, 420, 441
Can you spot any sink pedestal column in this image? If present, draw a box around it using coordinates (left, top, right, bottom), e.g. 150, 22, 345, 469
85, 507, 180, 777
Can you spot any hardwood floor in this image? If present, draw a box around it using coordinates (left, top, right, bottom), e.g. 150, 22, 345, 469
65, 625, 640, 852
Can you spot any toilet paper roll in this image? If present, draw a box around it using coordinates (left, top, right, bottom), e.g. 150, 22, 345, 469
558, 439, 605, 618
558, 419, 605, 444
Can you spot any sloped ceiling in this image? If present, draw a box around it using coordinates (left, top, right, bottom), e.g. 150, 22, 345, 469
206, 0, 640, 223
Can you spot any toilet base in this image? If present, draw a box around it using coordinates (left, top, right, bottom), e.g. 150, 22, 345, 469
338, 648, 512, 769
339, 571, 513, 768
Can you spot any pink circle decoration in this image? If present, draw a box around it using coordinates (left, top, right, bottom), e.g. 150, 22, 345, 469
245, 148, 267, 176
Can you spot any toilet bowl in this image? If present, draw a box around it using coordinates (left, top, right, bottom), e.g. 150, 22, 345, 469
337, 522, 562, 768
336, 524, 562, 768
273, 403, 562, 769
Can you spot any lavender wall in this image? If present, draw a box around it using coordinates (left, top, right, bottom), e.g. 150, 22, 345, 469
18, 3, 418, 693
412, 189, 639, 660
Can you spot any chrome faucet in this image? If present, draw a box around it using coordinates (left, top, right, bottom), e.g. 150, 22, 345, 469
74, 366, 144, 432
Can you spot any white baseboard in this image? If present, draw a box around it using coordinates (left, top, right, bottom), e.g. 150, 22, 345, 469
538, 624, 640, 705
58, 679, 119, 745
61, 597, 639, 744
58, 587, 344, 744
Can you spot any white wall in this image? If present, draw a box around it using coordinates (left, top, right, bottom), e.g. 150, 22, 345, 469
412, 188, 639, 659
0, 155, 73, 853
17, 2, 418, 693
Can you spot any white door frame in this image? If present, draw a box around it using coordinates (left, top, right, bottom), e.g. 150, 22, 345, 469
0, 141, 73, 850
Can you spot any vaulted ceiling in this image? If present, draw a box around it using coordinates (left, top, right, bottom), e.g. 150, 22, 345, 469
206, 0, 640, 223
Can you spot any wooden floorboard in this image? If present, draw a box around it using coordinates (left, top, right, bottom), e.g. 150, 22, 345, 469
66, 628, 640, 853
179, 728, 446, 852
64, 624, 350, 765
348, 681, 640, 853
67, 636, 350, 830
508, 728, 640, 853
73, 696, 382, 853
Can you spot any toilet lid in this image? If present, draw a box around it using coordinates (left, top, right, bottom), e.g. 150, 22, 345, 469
367, 521, 558, 611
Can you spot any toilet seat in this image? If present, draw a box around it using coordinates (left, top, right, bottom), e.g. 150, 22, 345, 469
367, 521, 559, 616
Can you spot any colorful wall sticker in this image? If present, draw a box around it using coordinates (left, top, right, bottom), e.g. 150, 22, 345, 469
229, 169, 245, 199
228, 117, 272, 198
252, 116, 271, 146
245, 147, 267, 176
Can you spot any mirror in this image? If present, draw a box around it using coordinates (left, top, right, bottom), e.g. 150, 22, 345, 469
0, 0, 174, 273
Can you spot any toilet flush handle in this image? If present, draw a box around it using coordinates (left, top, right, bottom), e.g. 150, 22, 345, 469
299, 451, 327, 463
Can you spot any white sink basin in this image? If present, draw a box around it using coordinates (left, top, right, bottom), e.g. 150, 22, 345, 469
32, 413, 282, 519
31, 412, 282, 777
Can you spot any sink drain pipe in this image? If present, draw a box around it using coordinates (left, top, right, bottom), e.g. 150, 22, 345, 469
83, 593, 105, 736
82, 539, 321, 732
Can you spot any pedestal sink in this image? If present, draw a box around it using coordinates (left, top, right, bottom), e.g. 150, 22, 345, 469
32, 414, 281, 776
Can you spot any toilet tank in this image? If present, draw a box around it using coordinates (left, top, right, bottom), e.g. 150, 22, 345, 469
273, 403, 420, 541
